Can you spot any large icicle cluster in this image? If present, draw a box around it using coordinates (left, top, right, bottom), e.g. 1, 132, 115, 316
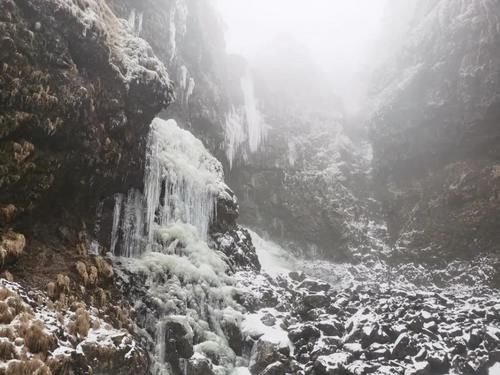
110, 118, 247, 374
144, 118, 226, 242
111, 118, 228, 257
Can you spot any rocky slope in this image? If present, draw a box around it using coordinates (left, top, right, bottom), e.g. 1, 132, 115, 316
370, 0, 500, 265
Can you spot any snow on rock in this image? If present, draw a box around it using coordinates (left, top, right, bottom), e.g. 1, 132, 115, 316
241, 308, 290, 350
44, 0, 172, 94
0, 279, 141, 373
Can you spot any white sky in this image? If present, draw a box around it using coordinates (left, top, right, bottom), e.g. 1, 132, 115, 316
215, 0, 389, 112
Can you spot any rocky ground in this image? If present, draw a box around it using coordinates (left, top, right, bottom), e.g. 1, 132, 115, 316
234, 262, 500, 375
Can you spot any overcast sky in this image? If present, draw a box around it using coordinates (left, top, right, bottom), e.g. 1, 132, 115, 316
215, 0, 389, 112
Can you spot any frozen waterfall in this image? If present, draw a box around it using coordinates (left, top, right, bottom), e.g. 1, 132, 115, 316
110, 118, 244, 374
111, 118, 225, 257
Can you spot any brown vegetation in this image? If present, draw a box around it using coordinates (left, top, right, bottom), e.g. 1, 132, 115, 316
18, 317, 54, 355
67, 307, 90, 338
0, 340, 16, 360
0, 231, 25, 266
6, 358, 52, 375
95, 257, 113, 279
75, 261, 88, 284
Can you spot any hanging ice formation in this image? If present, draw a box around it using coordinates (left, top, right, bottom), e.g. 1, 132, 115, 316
179, 65, 188, 91
224, 108, 246, 170
128, 8, 143, 36
185, 77, 195, 105
168, 0, 188, 63
224, 71, 268, 169
110, 118, 245, 374
111, 118, 227, 257
241, 73, 267, 153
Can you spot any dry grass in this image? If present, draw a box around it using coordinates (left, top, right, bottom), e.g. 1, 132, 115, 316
0, 231, 26, 264
0, 287, 13, 300
0, 327, 14, 340
55, 274, 70, 292
6, 358, 52, 375
24, 322, 53, 354
0, 301, 14, 324
94, 257, 113, 279
2, 271, 14, 281
88, 266, 98, 285
0, 340, 16, 360
18, 317, 54, 355
1, 204, 17, 224
96, 288, 107, 307
67, 307, 90, 338
6, 294, 28, 316
75, 261, 88, 284
46, 282, 56, 299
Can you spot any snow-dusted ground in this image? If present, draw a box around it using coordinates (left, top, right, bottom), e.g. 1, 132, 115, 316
0, 279, 140, 372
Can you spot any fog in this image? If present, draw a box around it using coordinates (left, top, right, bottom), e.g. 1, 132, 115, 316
216, 0, 388, 113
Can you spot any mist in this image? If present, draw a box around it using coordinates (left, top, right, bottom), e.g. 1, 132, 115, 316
216, 0, 388, 113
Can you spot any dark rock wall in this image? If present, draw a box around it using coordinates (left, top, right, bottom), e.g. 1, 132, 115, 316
107, 0, 236, 159
226, 43, 382, 261
370, 0, 500, 262
0, 0, 173, 231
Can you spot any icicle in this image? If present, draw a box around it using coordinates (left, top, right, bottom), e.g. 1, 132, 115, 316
136, 12, 143, 35
120, 189, 145, 257
128, 8, 144, 36
128, 9, 136, 30
179, 65, 188, 92
89, 201, 104, 255
110, 194, 123, 255
224, 108, 246, 170
287, 139, 297, 167
241, 73, 267, 153
168, 7, 177, 62
185, 78, 195, 105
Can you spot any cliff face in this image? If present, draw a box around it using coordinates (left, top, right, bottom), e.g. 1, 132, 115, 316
1, 0, 173, 225
226, 41, 387, 261
370, 0, 500, 263
0, 0, 258, 373
107, 0, 235, 157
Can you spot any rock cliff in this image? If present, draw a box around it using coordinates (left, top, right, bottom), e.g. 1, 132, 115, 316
370, 0, 500, 265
